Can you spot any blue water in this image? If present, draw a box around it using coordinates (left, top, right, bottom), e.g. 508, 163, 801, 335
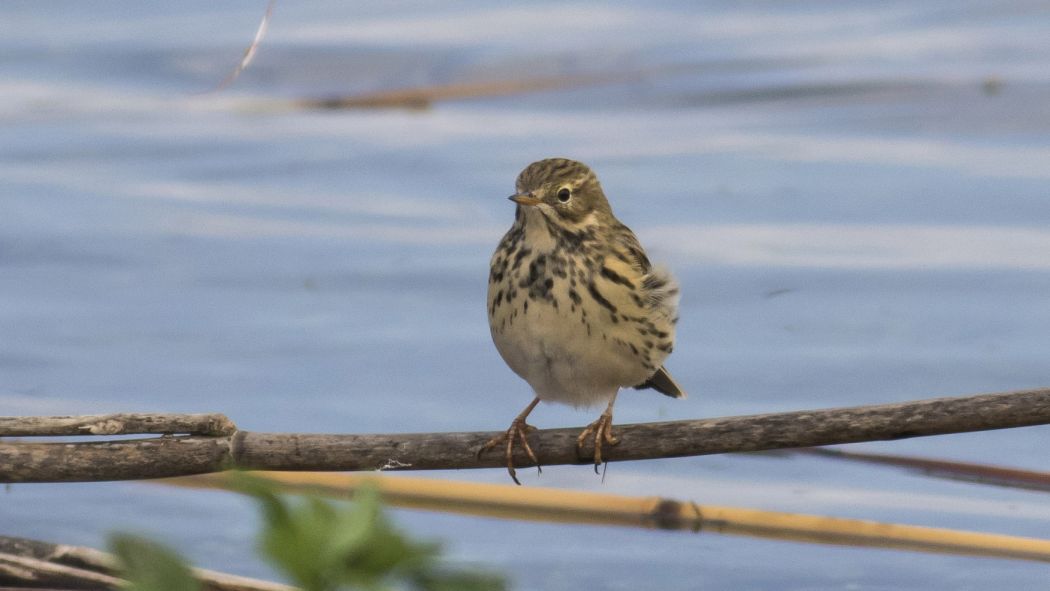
3, 2, 1050, 589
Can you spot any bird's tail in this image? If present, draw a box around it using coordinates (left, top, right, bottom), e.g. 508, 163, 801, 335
634, 366, 686, 399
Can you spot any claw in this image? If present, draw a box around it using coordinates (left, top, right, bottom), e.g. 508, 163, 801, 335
476, 398, 542, 485
577, 412, 618, 470
577, 395, 620, 473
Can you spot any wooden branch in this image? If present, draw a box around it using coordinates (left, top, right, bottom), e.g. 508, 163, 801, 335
2, 388, 1049, 483
0, 535, 294, 591
0, 550, 123, 589
1, 435, 233, 482
0, 413, 236, 437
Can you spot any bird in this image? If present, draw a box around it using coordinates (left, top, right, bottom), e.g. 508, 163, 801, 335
479, 158, 684, 484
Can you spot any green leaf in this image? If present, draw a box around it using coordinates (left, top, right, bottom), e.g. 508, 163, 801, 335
232, 474, 507, 591
109, 533, 200, 591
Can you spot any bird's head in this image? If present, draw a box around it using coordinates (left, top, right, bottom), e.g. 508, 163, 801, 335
509, 158, 613, 225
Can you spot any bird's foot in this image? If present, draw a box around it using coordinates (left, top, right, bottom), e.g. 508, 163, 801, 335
576, 411, 619, 473
476, 418, 540, 485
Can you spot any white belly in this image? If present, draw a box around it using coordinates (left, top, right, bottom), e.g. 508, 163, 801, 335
490, 294, 652, 408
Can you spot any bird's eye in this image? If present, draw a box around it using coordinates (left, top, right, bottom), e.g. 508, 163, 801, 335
557, 187, 572, 203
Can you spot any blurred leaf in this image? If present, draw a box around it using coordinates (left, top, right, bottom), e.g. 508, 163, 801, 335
230, 472, 505, 591
109, 533, 200, 591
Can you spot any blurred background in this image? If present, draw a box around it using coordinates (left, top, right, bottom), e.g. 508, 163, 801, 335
3, 1, 1050, 588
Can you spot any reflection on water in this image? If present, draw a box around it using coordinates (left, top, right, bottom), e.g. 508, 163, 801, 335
2, 2, 1050, 589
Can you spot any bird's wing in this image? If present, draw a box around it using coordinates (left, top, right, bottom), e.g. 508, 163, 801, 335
595, 228, 653, 315
603, 224, 679, 322
592, 225, 681, 381
611, 223, 652, 273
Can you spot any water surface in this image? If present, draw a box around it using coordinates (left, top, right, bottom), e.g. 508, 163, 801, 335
3, 2, 1050, 589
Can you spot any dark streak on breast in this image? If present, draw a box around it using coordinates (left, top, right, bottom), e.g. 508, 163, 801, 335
586, 281, 617, 314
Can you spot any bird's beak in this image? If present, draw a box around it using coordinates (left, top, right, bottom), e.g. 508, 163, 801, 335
509, 192, 542, 206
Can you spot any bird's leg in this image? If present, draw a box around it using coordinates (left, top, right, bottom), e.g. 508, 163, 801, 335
476, 397, 541, 485
577, 392, 620, 473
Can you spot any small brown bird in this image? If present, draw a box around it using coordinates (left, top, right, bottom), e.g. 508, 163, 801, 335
479, 158, 684, 484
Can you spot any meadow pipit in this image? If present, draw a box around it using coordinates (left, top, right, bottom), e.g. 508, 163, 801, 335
479, 158, 684, 484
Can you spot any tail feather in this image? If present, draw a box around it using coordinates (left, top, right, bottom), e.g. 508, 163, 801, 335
634, 366, 686, 399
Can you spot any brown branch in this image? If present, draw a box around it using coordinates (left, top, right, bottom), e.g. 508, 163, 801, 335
0, 535, 294, 591
0, 550, 123, 589
0, 413, 236, 437
293, 61, 745, 110
2, 388, 1049, 483
794, 447, 1050, 493
298, 75, 586, 110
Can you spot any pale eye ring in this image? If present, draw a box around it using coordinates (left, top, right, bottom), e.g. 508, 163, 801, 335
556, 187, 572, 203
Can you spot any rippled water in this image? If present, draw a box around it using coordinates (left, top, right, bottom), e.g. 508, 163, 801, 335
3, 2, 1050, 589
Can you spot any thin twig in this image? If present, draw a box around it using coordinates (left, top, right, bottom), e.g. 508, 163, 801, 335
795, 447, 1050, 493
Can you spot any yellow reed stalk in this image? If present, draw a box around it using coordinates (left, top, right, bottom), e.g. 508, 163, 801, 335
163, 471, 1050, 563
